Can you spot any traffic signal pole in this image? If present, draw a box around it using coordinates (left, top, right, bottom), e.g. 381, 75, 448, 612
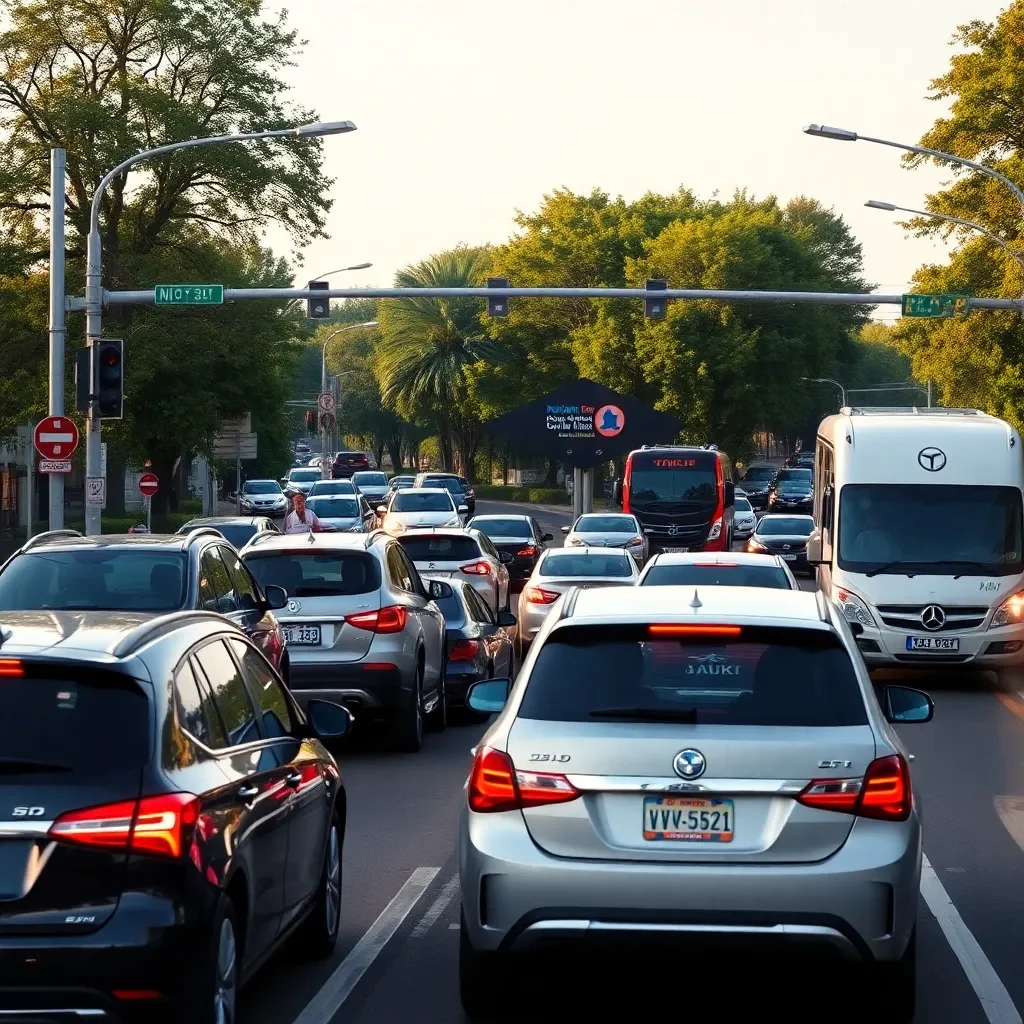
47, 149, 66, 531
83, 222, 103, 537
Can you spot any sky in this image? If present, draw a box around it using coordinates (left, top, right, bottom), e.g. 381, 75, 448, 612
269, 0, 1007, 323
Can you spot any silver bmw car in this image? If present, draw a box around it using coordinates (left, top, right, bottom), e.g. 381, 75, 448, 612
457, 585, 933, 1021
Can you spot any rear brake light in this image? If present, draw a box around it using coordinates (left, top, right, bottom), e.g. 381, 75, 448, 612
693, 562, 737, 567
516, 546, 537, 557
648, 624, 741, 637
449, 639, 480, 662
796, 755, 910, 822
345, 605, 407, 633
468, 747, 579, 813
525, 587, 559, 604
0, 658, 23, 677
460, 561, 492, 575
113, 990, 163, 1001
50, 793, 200, 858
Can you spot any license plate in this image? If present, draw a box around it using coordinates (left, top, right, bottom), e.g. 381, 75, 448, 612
284, 625, 322, 645
642, 796, 734, 842
906, 635, 959, 652
782, 553, 797, 561
662, 547, 689, 553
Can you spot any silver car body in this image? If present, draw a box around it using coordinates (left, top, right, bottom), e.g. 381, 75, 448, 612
459, 585, 923, 968
733, 496, 757, 538
636, 550, 798, 590
304, 494, 375, 534
380, 487, 464, 534
284, 467, 322, 496
239, 478, 288, 517
516, 546, 639, 651
562, 513, 648, 563
351, 471, 391, 506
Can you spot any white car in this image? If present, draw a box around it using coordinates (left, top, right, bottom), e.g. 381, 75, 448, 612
561, 512, 648, 563
733, 496, 757, 539
636, 550, 798, 590
378, 487, 466, 535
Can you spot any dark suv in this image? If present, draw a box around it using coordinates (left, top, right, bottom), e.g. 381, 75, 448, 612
0, 610, 351, 1021
0, 530, 291, 681
332, 451, 370, 478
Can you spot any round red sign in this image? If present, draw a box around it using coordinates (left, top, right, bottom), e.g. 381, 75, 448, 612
138, 472, 159, 497
594, 404, 625, 438
33, 415, 80, 460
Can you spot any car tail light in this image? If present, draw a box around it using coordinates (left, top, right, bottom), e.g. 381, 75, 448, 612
264, 627, 283, 667
50, 793, 200, 858
449, 639, 480, 662
796, 755, 911, 821
516, 546, 537, 557
345, 605, 407, 633
525, 586, 559, 604
649, 624, 741, 637
460, 561, 492, 575
468, 747, 579, 813
0, 658, 23, 677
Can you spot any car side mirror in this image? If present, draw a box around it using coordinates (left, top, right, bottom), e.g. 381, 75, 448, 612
881, 685, 933, 724
458, 505, 469, 514
806, 529, 823, 565
264, 584, 288, 610
724, 481, 735, 505
497, 610, 517, 627
467, 678, 511, 715
498, 551, 514, 564
542, 533, 553, 542
427, 579, 454, 600
560, 526, 570, 534
306, 699, 353, 739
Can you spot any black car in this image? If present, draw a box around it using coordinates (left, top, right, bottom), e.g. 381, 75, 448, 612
747, 514, 815, 576
0, 609, 351, 1021
178, 515, 280, 550
767, 467, 813, 514
426, 579, 515, 713
739, 465, 777, 510
0, 529, 292, 682
464, 514, 553, 590
332, 451, 370, 478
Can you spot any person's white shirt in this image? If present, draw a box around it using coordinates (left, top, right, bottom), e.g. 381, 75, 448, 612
284, 508, 321, 534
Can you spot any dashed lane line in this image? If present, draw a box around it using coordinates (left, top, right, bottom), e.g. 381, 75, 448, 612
291, 867, 440, 1024
410, 876, 460, 938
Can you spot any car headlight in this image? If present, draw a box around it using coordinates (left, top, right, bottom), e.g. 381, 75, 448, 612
991, 590, 1024, 627
835, 588, 877, 628
626, 536, 644, 547
747, 539, 768, 553
707, 516, 723, 541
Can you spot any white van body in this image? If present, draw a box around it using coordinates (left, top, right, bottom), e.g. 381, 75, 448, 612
808, 407, 1024, 673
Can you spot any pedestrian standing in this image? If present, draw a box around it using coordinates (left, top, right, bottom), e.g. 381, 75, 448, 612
284, 492, 323, 534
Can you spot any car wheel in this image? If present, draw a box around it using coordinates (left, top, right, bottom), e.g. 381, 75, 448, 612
425, 674, 447, 732
389, 661, 424, 752
870, 926, 916, 1022
294, 816, 342, 958
187, 897, 238, 1024
459, 911, 512, 1018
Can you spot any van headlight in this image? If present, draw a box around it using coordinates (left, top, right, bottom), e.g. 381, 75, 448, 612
835, 588, 876, 628
991, 590, 1024, 627
707, 516, 723, 541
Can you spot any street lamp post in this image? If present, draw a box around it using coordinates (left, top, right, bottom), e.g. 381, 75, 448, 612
82, 119, 356, 535
801, 376, 847, 408
319, 321, 378, 478
309, 262, 372, 280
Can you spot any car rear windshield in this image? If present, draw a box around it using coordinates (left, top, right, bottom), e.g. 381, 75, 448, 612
575, 516, 636, 533
307, 497, 360, 519
775, 469, 812, 484
290, 469, 320, 482
215, 524, 258, 549
310, 481, 356, 495
245, 552, 381, 596
517, 625, 866, 726
393, 492, 454, 512
743, 467, 775, 481
0, 550, 188, 612
244, 481, 281, 494
0, 667, 150, 776
539, 553, 633, 577
469, 518, 531, 539
757, 517, 814, 536
641, 564, 791, 589
352, 473, 388, 487
396, 536, 481, 561
422, 476, 464, 491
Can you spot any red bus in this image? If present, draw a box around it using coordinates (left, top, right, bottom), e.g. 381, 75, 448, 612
613, 445, 735, 554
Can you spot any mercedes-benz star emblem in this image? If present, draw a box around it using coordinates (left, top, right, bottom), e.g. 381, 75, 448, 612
673, 749, 706, 780
918, 447, 947, 472
287, 599, 301, 613
921, 605, 945, 631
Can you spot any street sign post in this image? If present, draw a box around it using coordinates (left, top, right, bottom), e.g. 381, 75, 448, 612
319, 411, 336, 431
39, 460, 72, 474
318, 391, 336, 413
86, 477, 105, 506
34, 416, 79, 473
138, 472, 158, 531
154, 284, 224, 305
901, 294, 971, 318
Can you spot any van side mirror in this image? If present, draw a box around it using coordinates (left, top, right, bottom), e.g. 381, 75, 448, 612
882, 685, 933, 724
306, 699, 353, 739
263, 584, 288, 610
807, 529, 823, 565
542, 533, 553, 542
427, 579, 454, 600
498, 551, 514, 564
724, 481, 735, 505
497, 610, 517, 627
612, 480, 623, 507
467, 678, 511, 714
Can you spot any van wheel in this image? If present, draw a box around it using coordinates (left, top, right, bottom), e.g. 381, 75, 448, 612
389, 663, 424, 752
459, 913, 512, 1018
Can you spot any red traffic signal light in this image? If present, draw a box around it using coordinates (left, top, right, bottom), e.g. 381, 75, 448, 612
96, 339, 124, 419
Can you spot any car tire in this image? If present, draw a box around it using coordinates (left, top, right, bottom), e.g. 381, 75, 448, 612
871, 926, 916, 1022
187, 896, 239, 1024
294, 815, 343, 959
459, 912, 512, 1018
516, 631, 528, 664
425, 674, 447, 732
389, 661, 424, 753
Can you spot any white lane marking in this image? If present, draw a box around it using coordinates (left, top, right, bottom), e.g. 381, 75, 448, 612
410, 876, 460, 938
449, 922, 460, 930
292, 867, 440, 1024
920, 854, 1021, 1024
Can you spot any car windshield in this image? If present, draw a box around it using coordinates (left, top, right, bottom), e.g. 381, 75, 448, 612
575, 516, 637, 533
245, 552, 381, 596
629, 459, 718, 504
423, 476, 464, 492
393, 492, 455, 512
352, 472, 388, 487
775, 469, 812, 486
244, 481, 281, 494
735, 498, 753, 512
397, 536, 481, 561
743, 467, 775, 482
838, 483, 1024, 576
306, 497, 360, 519
0, 550, 188, 611
757, 518, 814, 536
309, 481, 355, 495
390, 477, 415, 488
213, 524, 259, 549
641, 563, 791, 589
290, 469, 320, 482
517, 625, 866, 726
539, 553, 634, 578
469, 518, 531, 539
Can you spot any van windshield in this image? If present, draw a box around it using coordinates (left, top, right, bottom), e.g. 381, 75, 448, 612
838, 483, 1024, 576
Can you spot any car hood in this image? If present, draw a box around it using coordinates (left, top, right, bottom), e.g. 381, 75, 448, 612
319, 517, 362, 529
836, 572, 1019, 605
755, 533, 811, 546
387, 511, 459, 528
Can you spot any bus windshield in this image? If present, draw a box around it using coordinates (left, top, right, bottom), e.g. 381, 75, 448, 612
628, 455, 718, 504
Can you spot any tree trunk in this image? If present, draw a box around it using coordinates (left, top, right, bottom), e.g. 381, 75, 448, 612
385, 432, 403, 473
544, 458, 558, 486
148, 450, 179, 516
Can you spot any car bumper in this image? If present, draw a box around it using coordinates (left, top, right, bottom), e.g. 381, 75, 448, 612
855, 621, 1024, 668
288, 661, 411, 716
459, 809, 921, 963
517, 602, 554, 645
445, 664, 488, 705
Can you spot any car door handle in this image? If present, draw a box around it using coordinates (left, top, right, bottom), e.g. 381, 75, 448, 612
238, 784, 259, 800
285, 771, 302, 787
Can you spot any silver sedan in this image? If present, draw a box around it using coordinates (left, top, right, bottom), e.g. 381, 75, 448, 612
561, 512, 648, 564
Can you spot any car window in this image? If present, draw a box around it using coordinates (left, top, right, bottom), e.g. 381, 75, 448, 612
433, 588, 466, 624
756, 518, 814, 536
229, 639, 294, 738
539, 552, 634, 577
465, 586, 494, 623
223, 548, 260, 611
246, 551, 381, 597
198, 552, 219, 610
517, 625, 867, 726
307, 497, 361, 519
575, 515, 637, 533
210, 523, 257, 549
468, 517, 531, 539
352, 472, 388, 487
174, 658, 222, 747
396, 535, 481, 561
386, 544, 413, 592
193, 639, 260, 748
476, 533, 500, 559
393, 491, 456, 512
203, 547, 239, 613
640, 564, 792, 589
244, 481, 283, 495
735, 498, 753, 512
396, 546, 428, 597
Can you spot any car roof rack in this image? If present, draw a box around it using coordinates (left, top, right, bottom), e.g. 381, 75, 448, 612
112, 611, 242, 659
20, 529, 83, 551
183, 528, 226, 545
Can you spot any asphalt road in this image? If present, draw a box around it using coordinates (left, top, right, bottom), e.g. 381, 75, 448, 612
241, 500, 1023, 1024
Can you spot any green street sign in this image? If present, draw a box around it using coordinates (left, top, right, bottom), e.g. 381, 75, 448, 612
901, 293, 971, 318
154, 284, 224, 305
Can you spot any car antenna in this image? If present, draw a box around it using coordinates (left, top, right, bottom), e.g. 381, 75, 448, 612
689, 589, 702, 610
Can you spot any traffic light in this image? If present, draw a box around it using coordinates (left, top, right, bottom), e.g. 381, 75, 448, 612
307, 280, 330, 318
305, 410, 315, 435
96, 339, 124, 419
644, 279, 668, 320
487, 277, 509, 318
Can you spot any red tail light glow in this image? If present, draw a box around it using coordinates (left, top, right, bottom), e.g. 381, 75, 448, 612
449, 639, 480, 662
468, 747, 579, 813
50, 793, 200, 858
796, 755, 911, 821
460, 561, 493, 576
648, 624, 742, 637
0, 659, 23, 677
516, 546, 537, 557
345, 605, 407, 633
525, 586, 559, 604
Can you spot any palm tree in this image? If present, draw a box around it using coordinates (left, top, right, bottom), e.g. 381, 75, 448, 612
375, 247, 493, 473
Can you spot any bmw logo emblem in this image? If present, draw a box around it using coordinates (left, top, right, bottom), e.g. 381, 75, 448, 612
673, 749, 706, 780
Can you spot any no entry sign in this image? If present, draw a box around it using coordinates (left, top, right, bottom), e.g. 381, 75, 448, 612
138, 472, 159, 497
33, 416, 80, 460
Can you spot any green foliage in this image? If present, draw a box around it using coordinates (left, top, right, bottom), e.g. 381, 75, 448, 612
472, 485, 570, 505
65, 513, 195, 533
